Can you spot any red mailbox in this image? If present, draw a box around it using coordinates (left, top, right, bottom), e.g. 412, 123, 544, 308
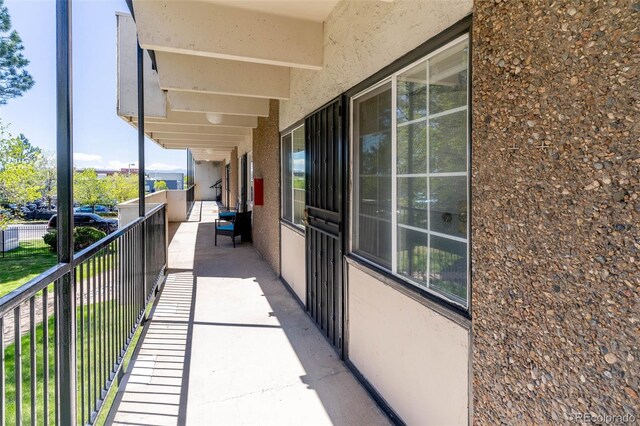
254, 178, 264, 206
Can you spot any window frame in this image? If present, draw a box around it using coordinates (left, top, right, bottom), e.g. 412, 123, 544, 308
280, 123, 306, 229
348, 30, 472, 313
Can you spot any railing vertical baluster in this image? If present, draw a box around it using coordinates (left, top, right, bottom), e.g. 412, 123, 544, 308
42, 287, 48, 426
92, 256, 97, 413
102, 248, 107, 392
86, 260, 92, 418
53, 280, 58, 426
14, 305, 22, 425
79, 264, 85, 425
29, 297, 36, 426
97, 250, 103, 398
1, 317, 5, 426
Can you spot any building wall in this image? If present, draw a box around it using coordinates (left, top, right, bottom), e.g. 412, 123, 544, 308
253, 100, 281, 274
347, 262, 470, 425
472, 1, 639, 423
279, 0, 473, 130
194, 161, 221, 201
230, 148, 239, 210
280, 225, 306, 304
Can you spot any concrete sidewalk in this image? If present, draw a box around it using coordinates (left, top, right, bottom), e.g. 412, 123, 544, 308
107, 201, 389, 425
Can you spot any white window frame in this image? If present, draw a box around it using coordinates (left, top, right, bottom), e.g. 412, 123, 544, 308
350, 34, 470, 310
280, 123, 305, 229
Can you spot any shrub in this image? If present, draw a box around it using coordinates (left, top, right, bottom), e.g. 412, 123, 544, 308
43, 230, 57, 251
74, 227, 106, 251
42, 226, 107, 253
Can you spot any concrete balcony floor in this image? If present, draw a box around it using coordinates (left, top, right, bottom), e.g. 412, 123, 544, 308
108, 201, 389, 425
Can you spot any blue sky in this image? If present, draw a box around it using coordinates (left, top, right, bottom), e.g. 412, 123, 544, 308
0, 0, 186, 171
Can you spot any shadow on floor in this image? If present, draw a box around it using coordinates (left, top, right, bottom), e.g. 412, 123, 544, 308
107, 213, 388, 425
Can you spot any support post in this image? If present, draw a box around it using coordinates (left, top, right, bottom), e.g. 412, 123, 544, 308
55, 0, 76, 423
137, 41, 147, 309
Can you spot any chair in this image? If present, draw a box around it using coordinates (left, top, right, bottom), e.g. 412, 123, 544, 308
218, 202, 239, 221
215, 211, 251, 248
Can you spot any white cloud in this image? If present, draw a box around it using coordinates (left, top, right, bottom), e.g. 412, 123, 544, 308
148, 163, 183, 171
74, 153, 102, 162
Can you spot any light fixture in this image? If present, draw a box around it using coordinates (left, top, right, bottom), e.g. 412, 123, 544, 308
206, 112, 223, 124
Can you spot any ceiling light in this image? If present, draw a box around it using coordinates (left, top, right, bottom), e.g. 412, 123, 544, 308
206, 112, 223, 124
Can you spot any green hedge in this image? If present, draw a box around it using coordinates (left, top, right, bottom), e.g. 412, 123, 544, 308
43, 226, 107, 253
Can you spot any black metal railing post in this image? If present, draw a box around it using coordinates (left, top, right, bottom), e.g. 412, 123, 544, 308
137, 41, 147, 326
56, 0, 77, 423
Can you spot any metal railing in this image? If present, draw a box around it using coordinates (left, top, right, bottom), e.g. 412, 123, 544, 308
0, 204, 167, 425
186, 185, 195, 216
0, 225, 51, 259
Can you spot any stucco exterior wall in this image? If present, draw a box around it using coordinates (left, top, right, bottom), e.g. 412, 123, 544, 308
279, 0, 473, 130
472, 1, 639, 423
194, 160, 221, 201
252, 100, 281, 274
280, 225, 306, 305
230, 148, 239, 210
347, 262, 470, 425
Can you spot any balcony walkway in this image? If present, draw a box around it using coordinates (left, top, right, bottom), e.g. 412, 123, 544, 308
107, 201, 389, 425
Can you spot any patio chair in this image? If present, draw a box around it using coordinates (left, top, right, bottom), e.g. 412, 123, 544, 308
219, 202, 239, 221
215, 211, 251, 248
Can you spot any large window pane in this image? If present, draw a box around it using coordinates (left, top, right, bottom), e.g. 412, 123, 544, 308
397, 176, 428, 228
352, 35, 469, 309
429, 39, 468, 115
429, 176, 467, 238
429, 235, 467, 303
292, 127, 305, 225
281, 134, 292, 222
429, 110, 467, 173
354, 82, 392, 267
397, 121, 427, 174
397, 61, 427, 124
398, 227, 428, 285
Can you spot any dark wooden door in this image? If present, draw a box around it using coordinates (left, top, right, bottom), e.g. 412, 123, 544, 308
305, 98, 344, 354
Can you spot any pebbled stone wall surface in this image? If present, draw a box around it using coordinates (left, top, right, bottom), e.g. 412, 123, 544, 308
471, 0, 639, 423
252, 100, 281, 274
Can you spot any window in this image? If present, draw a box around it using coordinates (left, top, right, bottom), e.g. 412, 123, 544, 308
281, 124, 305, 227
352, 35, 469, 309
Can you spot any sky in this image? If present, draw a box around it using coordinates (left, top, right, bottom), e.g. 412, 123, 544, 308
0, 0, 186, 172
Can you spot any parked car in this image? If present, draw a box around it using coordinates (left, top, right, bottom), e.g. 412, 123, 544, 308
48, 213, 118, 234
75, 205, 110, 213
33, 209, 56, 220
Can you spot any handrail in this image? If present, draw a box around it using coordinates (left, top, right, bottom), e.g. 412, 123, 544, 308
0, 263, 70, 318
0, 202, 167, 316
74, 203, 165, 263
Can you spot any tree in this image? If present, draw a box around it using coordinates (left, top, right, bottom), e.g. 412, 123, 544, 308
73, 168, 107, 212
154, 180, 168, 191
0, 121, 42, 208
37, 151, 56, 208
104, 173, 137, 206
0, 0, 34, 104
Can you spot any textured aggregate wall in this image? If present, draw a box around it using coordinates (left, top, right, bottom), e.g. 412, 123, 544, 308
252, 100, 281, 274
472, 1, 639, 423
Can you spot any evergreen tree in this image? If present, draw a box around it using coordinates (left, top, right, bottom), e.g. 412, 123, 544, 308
0, 0, 34, 104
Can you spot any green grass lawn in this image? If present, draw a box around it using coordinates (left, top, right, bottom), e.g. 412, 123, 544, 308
4, 298, 144, 425
0, 244, 57, 296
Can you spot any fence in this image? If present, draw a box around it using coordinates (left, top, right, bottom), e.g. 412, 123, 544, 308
0, 204, 167, 424
0, 225, 51, 259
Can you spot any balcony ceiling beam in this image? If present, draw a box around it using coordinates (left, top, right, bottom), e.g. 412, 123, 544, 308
162, 142, 240, 151
156, 52, 290, 100
168, 91, 270, 117
133, 110, 258, 129
132, 0, 323, 70
149, 133, 249, 143
144, 123, 252, 137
